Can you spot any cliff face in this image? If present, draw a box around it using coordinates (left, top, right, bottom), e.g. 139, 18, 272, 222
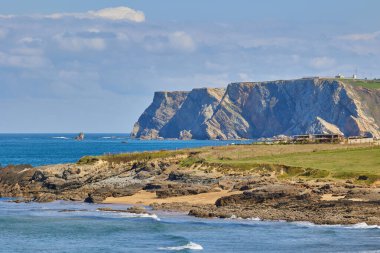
159, 88, 226, 139
131, 91, 189, 139
132, 78, 380, 139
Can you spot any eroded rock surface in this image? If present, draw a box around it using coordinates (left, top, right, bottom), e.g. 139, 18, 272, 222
132, 78, 380, 139
1, 151, 380, 225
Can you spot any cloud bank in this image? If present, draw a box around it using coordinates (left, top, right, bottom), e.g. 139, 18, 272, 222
0, 6, 379, 132
1, 6, 146, 22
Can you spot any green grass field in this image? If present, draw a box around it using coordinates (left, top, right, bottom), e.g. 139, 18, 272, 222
340, 79, 380, 89
206, 146, 380, 183
77, 143, 380, 184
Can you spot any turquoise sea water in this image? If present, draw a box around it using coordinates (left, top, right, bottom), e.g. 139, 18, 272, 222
1, 134, 380, 252
0, 133, 251, 166
0, 199, 379, 253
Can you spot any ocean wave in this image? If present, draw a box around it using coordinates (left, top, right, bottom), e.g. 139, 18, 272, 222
246, 217, 261, 221
158, 242, 203, 251
117, 212, 161, 221
228, 215, 261, 221
52, 137, 69, 140
100, 137, 112, 139
350, 222, 380, 229
293, 221, 380, 229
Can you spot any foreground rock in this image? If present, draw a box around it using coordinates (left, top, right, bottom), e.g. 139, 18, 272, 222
98, 206, 148, 214
1, 147, 380, 225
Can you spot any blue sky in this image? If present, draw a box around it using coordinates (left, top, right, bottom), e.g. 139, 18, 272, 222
1, 0, 380, 132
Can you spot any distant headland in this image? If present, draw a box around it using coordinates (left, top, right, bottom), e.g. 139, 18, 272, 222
131, 77, 380, 140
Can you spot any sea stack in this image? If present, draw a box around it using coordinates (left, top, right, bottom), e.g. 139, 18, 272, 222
75, 132, 85, 141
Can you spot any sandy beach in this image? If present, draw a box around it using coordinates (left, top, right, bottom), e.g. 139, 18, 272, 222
103, 190, 242, 205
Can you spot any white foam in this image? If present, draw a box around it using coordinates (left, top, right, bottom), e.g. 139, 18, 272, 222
350, 222, 380, 229
158, 242, 203, 251
118, 212, 161, 221
227, 215, 260, 221
52, 137, 69, 139
293, 221, 380, 229
246, 217, 261, 221
100, 137, 112, 139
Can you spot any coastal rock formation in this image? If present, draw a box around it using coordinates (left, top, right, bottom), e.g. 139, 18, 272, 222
132, 78, 380, 139
159, 88, 226, 139
131, 91, 189, 139
1, 144, 380, 225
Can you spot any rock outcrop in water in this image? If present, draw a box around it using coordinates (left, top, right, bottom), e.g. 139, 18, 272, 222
132, 78, 380, 139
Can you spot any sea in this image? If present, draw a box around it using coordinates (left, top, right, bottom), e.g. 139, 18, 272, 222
0, 133, 379, 253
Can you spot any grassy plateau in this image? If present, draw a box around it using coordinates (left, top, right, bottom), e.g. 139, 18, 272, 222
78, 143, 380, 184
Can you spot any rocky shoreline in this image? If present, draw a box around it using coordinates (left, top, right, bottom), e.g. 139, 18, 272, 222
1, 145, 379, 225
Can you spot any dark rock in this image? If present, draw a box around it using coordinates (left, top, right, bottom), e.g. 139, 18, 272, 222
97, 206, 148, 214
156, 184, 211, 198
188, 209, 213, 218
33, 193, 57, 202
31, 171, 47, 182
126, 206, 148, 214
143, 183, 164, 191
84, 193, 106, 203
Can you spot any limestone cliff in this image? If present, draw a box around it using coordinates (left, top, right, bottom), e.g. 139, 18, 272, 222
131, 91, 188, 139
132, 78, 380, 139
159, 88, 226, 139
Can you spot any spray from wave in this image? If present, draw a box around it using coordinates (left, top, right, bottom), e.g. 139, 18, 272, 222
293, 221, 380, 229
350, 223, 380, 229
158, 242, 203, 251
119, 212, 161, 221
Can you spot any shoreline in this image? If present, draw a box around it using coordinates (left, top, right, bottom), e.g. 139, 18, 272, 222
1, 197, 378, 229
1, 143, 379, 226
100, 189, 380, 225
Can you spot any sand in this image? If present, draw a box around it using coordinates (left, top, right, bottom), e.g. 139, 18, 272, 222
320, 194, 345, 201
103, 190, 242, 205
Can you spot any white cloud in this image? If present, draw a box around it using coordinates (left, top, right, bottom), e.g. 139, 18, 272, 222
0, 15, 14, 19
168, 31, 196, 52
338, 31, 380, 41
143, 31, 196, 53
89, 7, 145, 22
309, 56, 336, 69
18, 37, 43, 46
0, 50, 48, 68
54, 34, 106, 51
46, 6, 145, 22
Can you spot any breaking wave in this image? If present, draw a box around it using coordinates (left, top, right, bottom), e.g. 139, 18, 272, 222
116, 212, 161, 221
293, 221, 380, 229
52, 137, 69, 140
228, 215, 261, 221
158, 242, 203, 251
350, 223, 380, 229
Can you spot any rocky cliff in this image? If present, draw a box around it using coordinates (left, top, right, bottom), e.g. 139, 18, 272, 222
132, 78, 380, 139
131, 91, 188, 139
